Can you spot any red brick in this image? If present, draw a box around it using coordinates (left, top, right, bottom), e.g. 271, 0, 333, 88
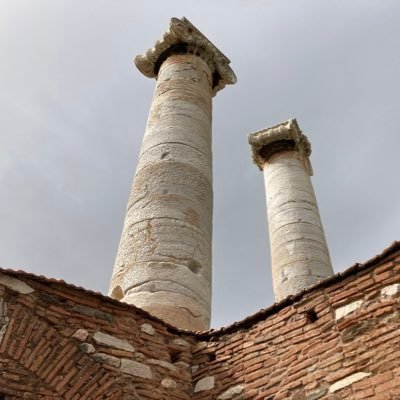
2, 246, 400, 400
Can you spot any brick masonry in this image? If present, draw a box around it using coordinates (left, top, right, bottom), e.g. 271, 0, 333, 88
1, 241, 400, 399
0, 271, 195, 399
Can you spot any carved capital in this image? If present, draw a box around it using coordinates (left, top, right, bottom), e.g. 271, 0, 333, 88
248, 118, 313, 174
134, 17, 237, 95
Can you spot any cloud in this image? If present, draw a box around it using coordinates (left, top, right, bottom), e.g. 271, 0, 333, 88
0, 0, 399, 328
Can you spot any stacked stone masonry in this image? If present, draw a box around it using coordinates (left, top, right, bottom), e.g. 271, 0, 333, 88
0, 272, 196, 399
1, 242, 400, 399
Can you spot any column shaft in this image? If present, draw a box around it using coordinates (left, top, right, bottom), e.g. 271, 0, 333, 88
249, 119, 333, 302
263, 151, 332, 301
110, 54, 213, 331
109, 17, 236, 330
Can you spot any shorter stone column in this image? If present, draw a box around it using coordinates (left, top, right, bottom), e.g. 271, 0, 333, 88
249, 119, 333, 301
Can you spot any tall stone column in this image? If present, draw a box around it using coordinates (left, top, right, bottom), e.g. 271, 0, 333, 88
109, 17, 236, 331
249, 119, 333, 301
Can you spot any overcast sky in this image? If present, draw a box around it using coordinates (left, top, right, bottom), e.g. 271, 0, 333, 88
1, 0, 399, 328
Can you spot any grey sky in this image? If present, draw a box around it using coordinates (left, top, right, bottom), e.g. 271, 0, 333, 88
0, 0, 399, 328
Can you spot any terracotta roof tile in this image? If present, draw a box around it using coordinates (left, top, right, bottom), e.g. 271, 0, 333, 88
1, 240, 399, 339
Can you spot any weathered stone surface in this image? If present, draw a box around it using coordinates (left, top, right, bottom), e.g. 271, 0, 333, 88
134, 351, 146, 362
292, 389, 306, 400
341, 320, 374, 342
120, 359, 152, 379
191, 364, 199, 373
110, 46, 231, 330
306, 388, 327, 400
72, 304, 113, 322
335, 300, 363, 320
192, 341, 207, 353
172, 338, 191, 347
381, 283, 400, 297
78, 343, 95, 354
92, 352, 121, 367
140, 323, 155, 335
134, 17, 236, 94
136, 142, 212, 183
161, 378, 177, 389
194, 376, 215, 392
217, 385, 245, 399
124, 290, 209, 333
148, 358, 176, 371
265, 152, 333, 301
248, 119, 333, 301
93, 331, 135, 352
329, 372, 371, 393
0, 298, 9, 344
249, 118, 311, 172
127, 162, 212, 232
0, 273, 34, 294
119, 260, 211, 305
72, 328, 89, 342
175, 360, 190, 369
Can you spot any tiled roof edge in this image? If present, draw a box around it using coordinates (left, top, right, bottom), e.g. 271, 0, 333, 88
1, 241, 399, 339
198, 240, 400, 339
0, 266, 192, 336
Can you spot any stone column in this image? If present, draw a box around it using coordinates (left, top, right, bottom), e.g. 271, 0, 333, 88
249, 119, 333, 301
109, 17, 236, 331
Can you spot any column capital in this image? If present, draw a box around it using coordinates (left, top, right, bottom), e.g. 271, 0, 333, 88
134, 17, 237, 95
248, 118, 313, 174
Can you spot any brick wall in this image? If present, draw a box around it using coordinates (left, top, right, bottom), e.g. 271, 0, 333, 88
0, 271, 195, 399
192, 244, 400, 399
1, 242, 400, 399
